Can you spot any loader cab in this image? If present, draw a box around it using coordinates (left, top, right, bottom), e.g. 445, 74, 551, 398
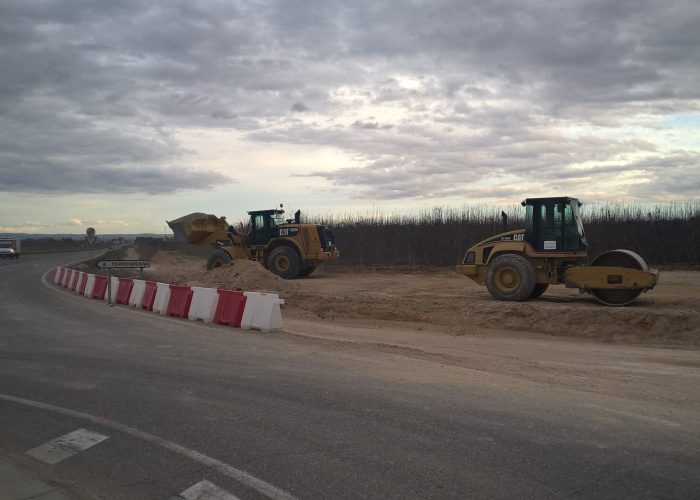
248, 209, 285, 245
523, 197, 587, 253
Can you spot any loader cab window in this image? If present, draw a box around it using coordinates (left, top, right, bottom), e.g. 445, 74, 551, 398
270, 213, 284, 227
525, 198, 584, 252
249, 213, 275, 245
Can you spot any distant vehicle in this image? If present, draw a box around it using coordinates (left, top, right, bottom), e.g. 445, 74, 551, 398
0, 238, 21, 259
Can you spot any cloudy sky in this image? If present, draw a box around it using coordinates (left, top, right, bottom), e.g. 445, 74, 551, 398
1, 0, 699, 234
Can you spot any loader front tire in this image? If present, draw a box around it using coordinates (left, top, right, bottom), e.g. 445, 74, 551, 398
486, 254, 536, 301
267, 246, 301, 279
207, 249, 232, 270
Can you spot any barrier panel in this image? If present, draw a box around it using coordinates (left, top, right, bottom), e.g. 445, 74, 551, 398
116, 278, 134, 305
188, 287, 220, 323
152, 282, 171, 314
70, 271, 80, 291
84, 274, 96, 297
241, 292, 284, 332
167, 285, 193, 319
54, 267, 64, 285
92, 275, 108, 300
104, 276, 120, 302
213, 290, 247, 327
141, 281, 158, 311
78, 273, 88, 295
129, 280, 146, 307
62, 270, 73, 288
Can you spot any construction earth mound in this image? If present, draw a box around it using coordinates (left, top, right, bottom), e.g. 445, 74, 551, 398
112, 251, 699, 348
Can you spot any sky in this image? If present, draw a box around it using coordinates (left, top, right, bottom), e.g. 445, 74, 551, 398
1, 0, 699, 234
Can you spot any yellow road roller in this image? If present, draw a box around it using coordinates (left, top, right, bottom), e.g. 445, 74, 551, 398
456, 196, 658, 306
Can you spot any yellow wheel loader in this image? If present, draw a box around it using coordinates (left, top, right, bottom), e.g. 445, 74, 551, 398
456, 197, 658, 306
167, 208, 340, 279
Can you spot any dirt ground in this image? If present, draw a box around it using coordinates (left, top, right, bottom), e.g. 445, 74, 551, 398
129, 251, 700, 348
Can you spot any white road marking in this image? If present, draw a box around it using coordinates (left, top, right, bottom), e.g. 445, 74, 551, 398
178, 480, 240, 500
26, 428, 109, 464
0, 393, 297, 500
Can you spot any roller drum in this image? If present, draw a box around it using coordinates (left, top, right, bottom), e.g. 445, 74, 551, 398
588, 249, 648, 306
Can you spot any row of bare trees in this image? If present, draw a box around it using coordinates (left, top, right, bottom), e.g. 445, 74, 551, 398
311, 202, 699, 267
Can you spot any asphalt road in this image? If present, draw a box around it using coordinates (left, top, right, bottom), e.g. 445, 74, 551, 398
1, 253, 699, 499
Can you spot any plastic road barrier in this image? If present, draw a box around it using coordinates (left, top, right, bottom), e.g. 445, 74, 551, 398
54, 267, 64, 285
189, 287, 220, 323
241, 292, 284, 332
129, 279, 146, 307
84, 274, 96, 297
116, 278, 134, 305
213, 290, 247, 327
188, 287, 220, 323
141, 281, 158, 311
92, 275, 108, 300
62, 270, 73, 288
167, 285, 193, 319
104, 276, 120, 302
152, 282, 171, 315
78, 273, 88, 295
70, 271, 80, 291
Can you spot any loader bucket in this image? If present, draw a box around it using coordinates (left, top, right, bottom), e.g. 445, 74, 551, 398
166, 212, 229, 245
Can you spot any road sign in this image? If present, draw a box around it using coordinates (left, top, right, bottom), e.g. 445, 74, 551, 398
96, 260, 150, 269
85, 227, 97, 246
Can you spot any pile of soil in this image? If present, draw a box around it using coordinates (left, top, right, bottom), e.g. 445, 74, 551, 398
196, 260, 299, 294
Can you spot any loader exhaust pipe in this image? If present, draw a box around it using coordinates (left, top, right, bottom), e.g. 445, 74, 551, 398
501, 211, 508, 233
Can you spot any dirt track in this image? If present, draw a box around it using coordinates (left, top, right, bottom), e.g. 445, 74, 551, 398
136, 252, 700, 348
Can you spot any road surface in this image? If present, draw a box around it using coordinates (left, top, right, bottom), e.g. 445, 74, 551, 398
1, 253, 699, 499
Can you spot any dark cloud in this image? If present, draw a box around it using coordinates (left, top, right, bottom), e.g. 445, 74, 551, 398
290, 102, 309, 112
0, 0, 698, 198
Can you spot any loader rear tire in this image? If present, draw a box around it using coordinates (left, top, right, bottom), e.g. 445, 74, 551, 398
298, 265, 316, 277
267, 246, 301, 279
486, 254, 536, 301
529, 283, 549, 299
207, 249, 232, 270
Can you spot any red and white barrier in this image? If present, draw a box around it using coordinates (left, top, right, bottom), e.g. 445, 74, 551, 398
241, 292, 284, 332
83, 274, 96, 297
54, 267, 64, 285
152, 282, 171, 315
189, 287, 220, 323
129, 279, 146, 307
53, 265, 285, 332
115, 278, 134, 305
62, 269, 73, 288
78, 272, 88, 295
103, 276, 120, 302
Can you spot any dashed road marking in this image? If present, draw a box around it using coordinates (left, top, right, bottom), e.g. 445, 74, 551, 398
1, 393, 297, 500
176, 480, 241, 500
26, 428, 109, 464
